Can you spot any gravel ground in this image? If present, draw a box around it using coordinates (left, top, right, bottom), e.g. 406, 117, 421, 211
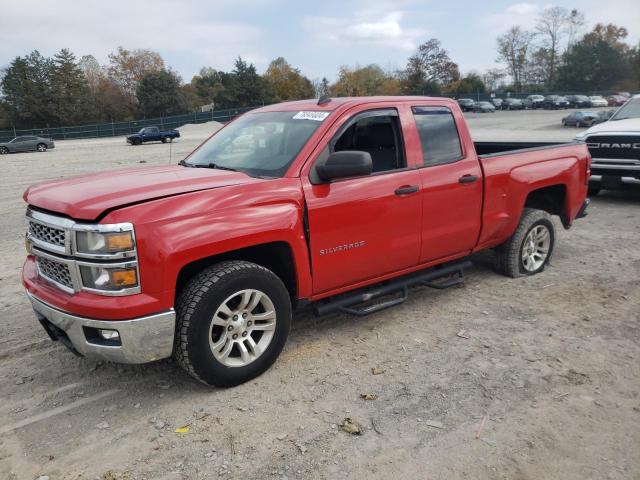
1, 110, 639, 480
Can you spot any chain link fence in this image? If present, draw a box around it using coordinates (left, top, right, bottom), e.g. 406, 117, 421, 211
0, 106, 256, 143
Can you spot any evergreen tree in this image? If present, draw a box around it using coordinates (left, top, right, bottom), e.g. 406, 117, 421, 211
50, 49, 96, 125
136, 70, 188, 117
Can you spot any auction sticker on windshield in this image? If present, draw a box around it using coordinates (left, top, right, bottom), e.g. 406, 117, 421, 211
293, 111, 330, 121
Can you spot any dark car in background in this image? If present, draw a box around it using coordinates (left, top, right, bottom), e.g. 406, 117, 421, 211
523, 95, 545, 109
562, 111, 599, 127
566, 95, 592, 108
457, 98, 476, 112
502, 98, 524, 110
490, 98, 503, 110
126, 126, 181, 146
473, 101, 496, 113
593, 110, 615, 124
607, 95, 627, 107
0, 135, 55, 154
543, 95, 569, 109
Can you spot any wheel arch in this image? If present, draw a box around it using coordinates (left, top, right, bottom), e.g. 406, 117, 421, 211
175, 241, 299, 305
523, 184, 570, 227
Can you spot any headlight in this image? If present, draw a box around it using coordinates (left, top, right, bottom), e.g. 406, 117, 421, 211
75, 230, 134, 255
79, 264, 139, 291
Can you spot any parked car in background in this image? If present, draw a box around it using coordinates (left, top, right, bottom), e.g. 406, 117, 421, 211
490, 98, 503, 110
0, 135, 55, 154
607, 95, 627, 107
502, 98, 524, 110
589, 96, 608, 107
543, 95, 570, 109
575, 94, 640, 195
126, 126, 181, 146
614, 92, 631, 99
566, 95, 592, 109
457, 98, 476, 112
562, 111, 599, 127
523, 95, 545, 109
594, 110, 615, 124
473, 101, 496, 113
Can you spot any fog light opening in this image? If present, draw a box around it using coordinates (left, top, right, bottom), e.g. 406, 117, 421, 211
99, 329, 120, 340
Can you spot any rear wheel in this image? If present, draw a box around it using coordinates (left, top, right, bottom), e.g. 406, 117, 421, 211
36, 143, 47, 152
133, 138, 142, 146
162, 136, 172, 143
494, 208, 555, 278
175, 260, 292, 387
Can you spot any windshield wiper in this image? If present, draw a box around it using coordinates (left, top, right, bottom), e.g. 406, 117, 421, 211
178, 160, 192, 167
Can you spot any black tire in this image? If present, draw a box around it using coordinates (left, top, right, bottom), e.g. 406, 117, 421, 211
133, 138, 142, 146
175, 260, 292, 387
0, 146, 8, 154
494, 208, 555, 278
162, 136, 172, 143
36, 143, 47, 152
588, 184, 601, 196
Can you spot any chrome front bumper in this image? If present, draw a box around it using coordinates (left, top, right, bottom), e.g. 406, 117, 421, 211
27, 292, 175, 364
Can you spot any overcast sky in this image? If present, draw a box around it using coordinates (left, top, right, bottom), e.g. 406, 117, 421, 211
1, 0, 638, 81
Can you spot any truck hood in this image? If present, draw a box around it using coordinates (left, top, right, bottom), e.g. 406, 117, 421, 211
575, 118, 640, 140
24, 165, 261, 220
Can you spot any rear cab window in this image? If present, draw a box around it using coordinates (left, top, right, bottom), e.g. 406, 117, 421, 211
411, 106, 463, 166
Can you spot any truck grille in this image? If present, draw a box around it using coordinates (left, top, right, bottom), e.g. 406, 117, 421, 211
36, 256, 74, 290
28, 221, 66, 248
585, 135, 640, 160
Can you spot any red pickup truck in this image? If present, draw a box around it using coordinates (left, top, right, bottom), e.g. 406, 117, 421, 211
22, 96, 590, 387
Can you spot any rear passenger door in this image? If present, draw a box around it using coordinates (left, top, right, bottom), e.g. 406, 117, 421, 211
410, 105, 483, 263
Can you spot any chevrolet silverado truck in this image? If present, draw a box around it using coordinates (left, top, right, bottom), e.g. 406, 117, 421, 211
23, 96, 590, 387
575, 94, 640, 195
126, 126, 180, 145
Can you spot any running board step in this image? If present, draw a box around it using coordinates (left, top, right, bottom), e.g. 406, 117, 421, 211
314, 259, 472, 317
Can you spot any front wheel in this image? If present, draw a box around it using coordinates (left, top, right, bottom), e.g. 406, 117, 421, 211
0, 146, 8, 154
175, 260, 292, 387
162, 136, 173, 143
494, 208, 555, 278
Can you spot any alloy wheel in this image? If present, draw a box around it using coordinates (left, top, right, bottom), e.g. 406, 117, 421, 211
521, 225, 551, 272
208, 289, 277, 367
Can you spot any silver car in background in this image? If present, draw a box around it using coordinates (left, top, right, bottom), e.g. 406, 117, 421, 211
0, 135, 55, 154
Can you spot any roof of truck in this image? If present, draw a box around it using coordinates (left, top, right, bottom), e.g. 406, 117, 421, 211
256, 96, 448, 112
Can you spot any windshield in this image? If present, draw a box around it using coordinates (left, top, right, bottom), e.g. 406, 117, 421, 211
610, 97, 640, 121
183, 111, 328, 177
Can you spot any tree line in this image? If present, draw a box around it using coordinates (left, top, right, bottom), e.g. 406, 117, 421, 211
496, 7, 639, 92
1, 11, 638, 130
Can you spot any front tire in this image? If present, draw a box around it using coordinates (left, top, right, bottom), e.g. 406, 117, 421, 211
162, 136, 172, 143
0, 146, 8, 154
175, 260, 292, 387
494, 208, 555, 278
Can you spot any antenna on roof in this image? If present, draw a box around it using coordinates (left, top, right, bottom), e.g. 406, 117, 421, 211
317, 95, 331, 106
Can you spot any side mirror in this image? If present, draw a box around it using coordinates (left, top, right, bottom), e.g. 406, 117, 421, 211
315, 151, 373, 182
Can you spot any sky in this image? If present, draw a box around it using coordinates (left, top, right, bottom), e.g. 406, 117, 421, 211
1, 0, 638, 82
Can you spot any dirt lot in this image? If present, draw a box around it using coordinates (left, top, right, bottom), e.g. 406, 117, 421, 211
1, 110, 639, 480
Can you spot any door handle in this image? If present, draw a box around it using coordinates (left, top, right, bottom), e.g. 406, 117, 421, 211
395, 185, 419, 195
458, 174, 478, 184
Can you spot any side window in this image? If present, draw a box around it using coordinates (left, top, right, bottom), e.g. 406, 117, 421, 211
332, 110, 405, 173
412, 106, 463, 167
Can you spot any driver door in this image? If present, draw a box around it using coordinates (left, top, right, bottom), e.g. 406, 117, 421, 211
301, 106, 422, 295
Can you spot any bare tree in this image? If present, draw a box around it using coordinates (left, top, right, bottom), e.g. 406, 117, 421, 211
566, 9, 585, 47
535, 7, 585, 86
496, 27, 534, 91
482, 69, 506, 91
